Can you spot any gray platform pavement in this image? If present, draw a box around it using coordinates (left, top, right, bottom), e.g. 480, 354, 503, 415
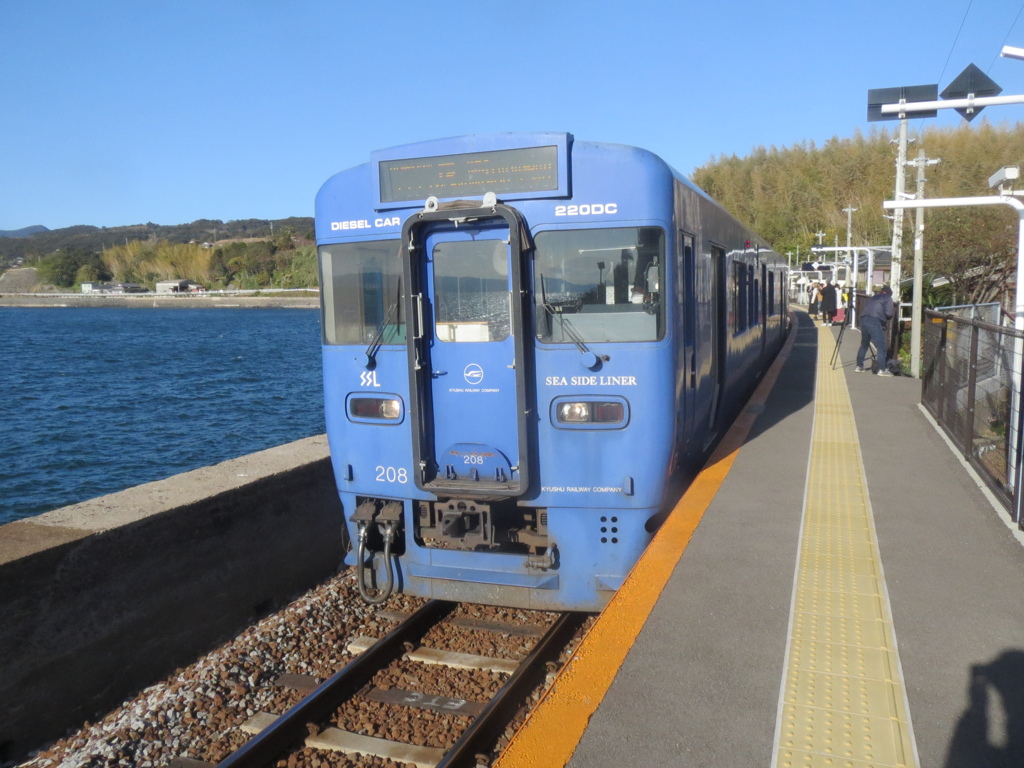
568, 311, 1024, 768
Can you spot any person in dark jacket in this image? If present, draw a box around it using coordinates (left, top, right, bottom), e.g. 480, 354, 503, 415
856, 285, 896, 376
820, 280, 838, 326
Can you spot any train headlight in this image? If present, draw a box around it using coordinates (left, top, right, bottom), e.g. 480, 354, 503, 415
349, 396, 403, 420
559, 402, 590, 422
556, 400, 625, 425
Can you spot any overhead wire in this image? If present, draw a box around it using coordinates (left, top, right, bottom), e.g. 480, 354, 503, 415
938, 0, 975, 86
987, 2, 1024, 73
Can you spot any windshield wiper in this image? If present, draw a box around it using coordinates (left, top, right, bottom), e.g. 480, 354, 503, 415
540, 275, 599, 367
365, 277, 401, 369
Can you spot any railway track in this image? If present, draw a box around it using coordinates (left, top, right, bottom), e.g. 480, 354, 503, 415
196, 601, 584, 768
22, 573, 591, 768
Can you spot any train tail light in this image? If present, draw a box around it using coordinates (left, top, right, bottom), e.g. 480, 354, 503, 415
556, 401, 625, 424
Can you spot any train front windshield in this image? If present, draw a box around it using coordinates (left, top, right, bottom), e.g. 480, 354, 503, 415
320, 240, 402, 345
534, 227, 665, 343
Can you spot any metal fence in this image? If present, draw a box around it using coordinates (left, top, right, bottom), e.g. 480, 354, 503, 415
933, 302, 1003, 324
921, 308, 1024, 523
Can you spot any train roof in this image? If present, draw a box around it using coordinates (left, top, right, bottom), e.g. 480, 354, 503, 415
316, 133, 778, 261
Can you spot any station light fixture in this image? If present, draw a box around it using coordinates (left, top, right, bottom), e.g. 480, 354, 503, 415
989, 165, 1020, 192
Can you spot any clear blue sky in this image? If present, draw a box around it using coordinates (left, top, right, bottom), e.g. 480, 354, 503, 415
4, 0, 1024, 231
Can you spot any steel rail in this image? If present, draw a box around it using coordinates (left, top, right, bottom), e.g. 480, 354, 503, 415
436, 611, 587, 768
217, 599, 453, 768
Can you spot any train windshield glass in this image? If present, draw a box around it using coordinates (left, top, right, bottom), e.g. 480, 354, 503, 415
319, 240, 402, 345
432, 239, 510, 342
533, 227, 664, 343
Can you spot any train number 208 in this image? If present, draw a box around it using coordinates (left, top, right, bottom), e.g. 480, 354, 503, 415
555, 203, 618, 216
376, 466, 408, 483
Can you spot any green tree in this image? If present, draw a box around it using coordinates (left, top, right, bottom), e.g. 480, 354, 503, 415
37, 248, 106, 288
75, 263, 100, 285
274, 246, 318, 288
924, 206, 1016, 307
208, 248, 232, 286
274, 226, 296, 252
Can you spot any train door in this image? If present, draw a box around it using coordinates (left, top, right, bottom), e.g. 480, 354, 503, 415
403, 206, 529, 496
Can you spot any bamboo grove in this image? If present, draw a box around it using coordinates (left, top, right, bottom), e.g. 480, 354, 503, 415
692, 121, 1024, 306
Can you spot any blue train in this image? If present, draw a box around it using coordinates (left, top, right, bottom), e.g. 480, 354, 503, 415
315, 132, 788, 612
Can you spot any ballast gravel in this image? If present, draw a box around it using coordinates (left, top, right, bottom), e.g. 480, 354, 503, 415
18, 570, 593, 768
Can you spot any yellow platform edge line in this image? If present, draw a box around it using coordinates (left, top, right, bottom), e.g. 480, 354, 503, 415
492, 317, 800, 768
770, 323, 919, 768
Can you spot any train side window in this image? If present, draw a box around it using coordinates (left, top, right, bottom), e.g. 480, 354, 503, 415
534, 227, 665, 343
749, 265, 757, 328
733, 261, 747, 333
682, 233, 696, 348
768, 271, 776, 316
319, 240, 402, 345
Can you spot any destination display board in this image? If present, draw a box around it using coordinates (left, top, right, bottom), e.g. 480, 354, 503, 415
378, 145, 558, 203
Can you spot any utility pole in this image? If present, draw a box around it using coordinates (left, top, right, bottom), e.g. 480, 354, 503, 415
888, 119, 913, 301
869, 85, 933, 292
843, 206, 857, 263
814, 230, 826, 246
891, 118, 910, 295
907, 149, 941, 378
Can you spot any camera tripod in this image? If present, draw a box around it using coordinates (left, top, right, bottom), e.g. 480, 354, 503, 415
830, 312, 850, 370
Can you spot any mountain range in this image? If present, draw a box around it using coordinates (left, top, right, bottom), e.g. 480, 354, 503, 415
0, 225, 49, 238
0, 217, 314, 268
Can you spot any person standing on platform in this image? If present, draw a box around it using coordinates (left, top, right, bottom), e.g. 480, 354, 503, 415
855, 285, 896, 377
808, 283, 820, 319
820, 280, 838, 326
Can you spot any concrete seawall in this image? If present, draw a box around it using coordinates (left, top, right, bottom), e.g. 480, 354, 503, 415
0, 294, 319, 309
0, 435, 345, 763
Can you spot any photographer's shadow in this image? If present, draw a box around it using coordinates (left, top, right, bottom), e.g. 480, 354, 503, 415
944, 650, 1024, 767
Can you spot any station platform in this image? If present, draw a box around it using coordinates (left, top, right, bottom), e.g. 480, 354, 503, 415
495, 309, 1024, 768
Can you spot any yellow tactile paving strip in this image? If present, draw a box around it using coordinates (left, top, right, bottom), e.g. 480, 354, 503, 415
771, 324, 918, 768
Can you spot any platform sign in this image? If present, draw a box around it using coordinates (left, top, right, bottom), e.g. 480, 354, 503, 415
867, 84, 938, 122
941, 64, 1002, 122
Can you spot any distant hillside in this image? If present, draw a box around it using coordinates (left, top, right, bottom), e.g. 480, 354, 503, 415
0, 217, 314, 268
0, 225, 48, 238
0, 267, 39, 292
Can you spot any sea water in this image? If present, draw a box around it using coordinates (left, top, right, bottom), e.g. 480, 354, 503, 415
0, 307, 326, 524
